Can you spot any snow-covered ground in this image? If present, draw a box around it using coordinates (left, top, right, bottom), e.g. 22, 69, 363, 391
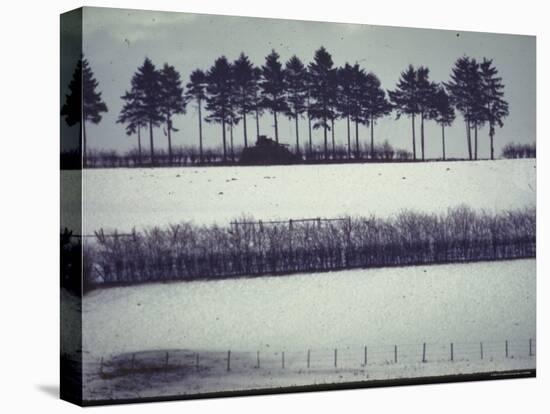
83, 353, 535, 401
78, 159, 535, 233
71, 160, 536, 401
82, 259, 535, 400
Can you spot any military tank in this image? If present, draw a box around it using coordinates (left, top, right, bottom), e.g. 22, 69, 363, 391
240, 135, 301, 165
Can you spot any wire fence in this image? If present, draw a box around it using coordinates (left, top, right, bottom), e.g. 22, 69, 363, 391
94, 338, 536, 380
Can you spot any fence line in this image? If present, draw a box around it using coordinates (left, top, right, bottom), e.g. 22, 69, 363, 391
95, 337, 536, 379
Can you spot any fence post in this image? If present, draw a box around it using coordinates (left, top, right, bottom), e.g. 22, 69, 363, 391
257, 351, 260, 369
529, 338, 533, 357
227, 350, 231, 371
394, 345, 398, 363
505, 340, 509, 358
307, 349, 311, 369
334, 348, 338, 368
480, 342, 484, 360
282, 351, 285, 369
422, 343, 426, 363
450, 343, 454, 361
364, 346, 368, 366
165, 351, 169, 371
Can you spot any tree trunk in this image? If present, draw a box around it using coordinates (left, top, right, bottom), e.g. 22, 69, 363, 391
166, 117, 173, 165
82, 118, 87, 167
243, 109, 248, 148
489, 125, 495, 160
466, 119, 472, 160
308, 113, 312, 156
137, 124, 142, 166
323, 115, 328, 160
370, 116, 375, 159
273, 110, 279, 143
149, 120, 155, 166
331, 118, 335, 159
198, 98, 203, 164
411, 114, 416, 161
474, 123, 478, 160
346, 114, 351, 159
230, 121, 235, 162
355, 119, 360, 159
420, 113, 425, 161
441, 124, 446, 161
295, 112, 300, 155
255, 106, 260, 140
222, 118, 227, 162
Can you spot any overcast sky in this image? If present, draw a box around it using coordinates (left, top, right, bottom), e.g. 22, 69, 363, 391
72, 6, 535, 159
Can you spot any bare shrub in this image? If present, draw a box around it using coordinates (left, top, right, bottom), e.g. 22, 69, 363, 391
81, 207, 536, 291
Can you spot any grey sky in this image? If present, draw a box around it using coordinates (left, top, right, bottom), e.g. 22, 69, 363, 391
75, 6, 535, 159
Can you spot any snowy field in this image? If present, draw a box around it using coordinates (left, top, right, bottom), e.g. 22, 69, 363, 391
71, 159, 536, 233
83, 353, 535, 401
82, 259, 535, 400
69, 159, 536, 400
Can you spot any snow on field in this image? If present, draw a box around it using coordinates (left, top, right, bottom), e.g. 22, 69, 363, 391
81, 258, 535, 400
73, 159, 536, 400
79, 159, 535, 233
83, 354, 535, 401
82, 259, 535, 358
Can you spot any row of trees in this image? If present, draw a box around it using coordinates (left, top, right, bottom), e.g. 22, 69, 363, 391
81, 206, 535, 289
62, 48, 510, 166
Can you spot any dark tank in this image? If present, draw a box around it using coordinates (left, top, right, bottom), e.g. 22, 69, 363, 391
240, 135, 301, 165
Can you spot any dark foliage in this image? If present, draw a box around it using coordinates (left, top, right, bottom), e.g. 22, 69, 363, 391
260, 50, 288, 143
480, 58, 510, 160
232, 53, 259, 148
415, 66, 439, 161
501, 142, 536, 159
159, 64, 187, 164
432, 86, 456, 161
308, 47, 338, 159
389, 65, 420, 160
132, 58, 165, 165
117, 77, 148, 166
61, 58, 108, 165
446, 57, 475, 159
205, 56, 235, 161
284, 55, 308, 154
61, 59, 83, 128
185, 69, 208, 162
363, 72, 392, 158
